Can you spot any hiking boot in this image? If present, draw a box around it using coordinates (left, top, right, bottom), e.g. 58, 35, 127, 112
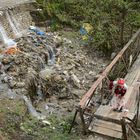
118, 107, 123, 112
113, 108, 118, 111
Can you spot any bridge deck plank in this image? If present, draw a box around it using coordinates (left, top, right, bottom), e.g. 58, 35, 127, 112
94, 105, 135, 123
89, 119, 122, 139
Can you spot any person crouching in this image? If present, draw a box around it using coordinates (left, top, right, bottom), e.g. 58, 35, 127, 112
109, 78, 128, 112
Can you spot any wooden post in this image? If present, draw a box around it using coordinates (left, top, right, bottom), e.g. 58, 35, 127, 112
101, 77, 109, 104
69, 109, 78, 133
135, 87, 140, 127
79, 108, 87, 134
98, 80, 103, 105
138, 37, 140, 54
121, 117, 127, 140
126, 124, 140, 140
121, 56, 128, 72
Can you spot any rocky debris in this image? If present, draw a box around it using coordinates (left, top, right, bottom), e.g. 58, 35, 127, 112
0, 2, 123, 139
39, 67, 55, 80
111, 52, 116, 60
70, 72, 81, 88
0, 25, 109, 122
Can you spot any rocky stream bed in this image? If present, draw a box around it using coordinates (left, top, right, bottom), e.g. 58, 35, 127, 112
0, 3, 110, 140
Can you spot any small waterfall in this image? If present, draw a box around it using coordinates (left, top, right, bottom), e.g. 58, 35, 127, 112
5, 11, 21, 38
37, 85, 43, 100
29, 26, 56, 66
0, 22, 16, 48
38, 56, 45, 69
9, 10, 23, 35
45, 44, 55, 66
0, 23, 9, 44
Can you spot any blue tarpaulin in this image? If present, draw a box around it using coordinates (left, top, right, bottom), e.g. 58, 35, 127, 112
36, 30, 45, 36
29, 26, 45, 36
79, 27, 87, 35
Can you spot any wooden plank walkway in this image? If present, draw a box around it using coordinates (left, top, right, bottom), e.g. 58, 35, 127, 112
89, 119, 122, 139
88, 55, 140, 139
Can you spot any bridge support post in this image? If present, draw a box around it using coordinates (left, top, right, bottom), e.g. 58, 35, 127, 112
69, 109, 78, 133
121, 117, 128, 140
121, 56, 129, 72
135, 87, 140, 127
79, 108, 87, 134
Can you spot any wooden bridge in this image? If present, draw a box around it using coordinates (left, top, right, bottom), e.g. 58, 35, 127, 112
69, 29, 140, 140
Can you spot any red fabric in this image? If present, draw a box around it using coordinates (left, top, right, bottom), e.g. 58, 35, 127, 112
109, 81, 114, 90
114, 85, 126, 96
117, 79, 125, 85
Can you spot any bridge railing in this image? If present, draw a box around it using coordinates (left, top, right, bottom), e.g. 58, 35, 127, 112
69, 28, 140, 133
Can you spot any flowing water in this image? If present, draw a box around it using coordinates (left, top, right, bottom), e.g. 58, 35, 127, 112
28, 26, 55, 65
0, 23, 9, 44
38, 56, 45, 69
45, 44, 55, 66
0, 16, 55, 120
5, 11, 21, 38
22, 95, 46, 120
0, 23, 16, 47
9, 10, 23, 36
0, 23, 45, 120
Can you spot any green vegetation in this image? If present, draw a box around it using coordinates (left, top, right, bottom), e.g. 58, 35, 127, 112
0, 99, 80, 140
36, 0, 140, 55
20, 115, 80, 140
0, 99, 79, 140
0, 99, 27, 139
0, 99, 72, 140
